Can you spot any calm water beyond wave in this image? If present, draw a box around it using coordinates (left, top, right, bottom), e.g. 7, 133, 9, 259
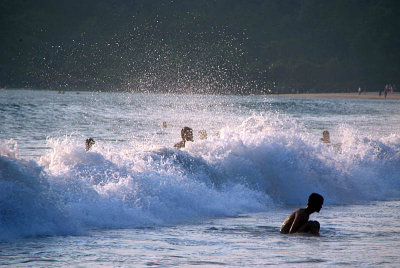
0, 89, 400, 267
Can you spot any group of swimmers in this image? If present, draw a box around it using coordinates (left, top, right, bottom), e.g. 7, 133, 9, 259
85, 126, 326, 236
85, 125, 208, 152
87, 126, 332, 151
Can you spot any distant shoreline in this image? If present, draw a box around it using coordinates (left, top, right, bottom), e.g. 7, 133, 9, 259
270, 92, 400, 100
2, 88, 399, 99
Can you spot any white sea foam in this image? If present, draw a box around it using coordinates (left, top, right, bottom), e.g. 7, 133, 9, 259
0, 153, 80, 241
1, 112, 399, 240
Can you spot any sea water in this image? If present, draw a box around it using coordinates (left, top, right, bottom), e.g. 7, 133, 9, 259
0, 89, 399, 267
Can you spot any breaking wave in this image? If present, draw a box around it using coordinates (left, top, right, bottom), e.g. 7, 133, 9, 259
1, 115, 399, 240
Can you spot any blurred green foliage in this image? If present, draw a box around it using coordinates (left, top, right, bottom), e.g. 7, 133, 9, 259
1, 0, 399, 93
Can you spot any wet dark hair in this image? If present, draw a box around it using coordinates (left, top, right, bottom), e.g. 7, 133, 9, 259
85, 137, 95, 151
307, 193, 324, 207
181, 127, 193, 140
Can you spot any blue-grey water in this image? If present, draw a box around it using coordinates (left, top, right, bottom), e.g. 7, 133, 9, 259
0, 89, 399, 267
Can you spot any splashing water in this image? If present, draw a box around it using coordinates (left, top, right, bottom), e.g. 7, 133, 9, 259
0, 90, 399, 240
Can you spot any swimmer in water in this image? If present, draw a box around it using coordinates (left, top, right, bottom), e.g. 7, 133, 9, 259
320, 130, 343, 152
85, 138, 95, 151
280, 193, 324, 236
320, 130, 331, 144
174, 127, 194, 149
198, 129, 207, 140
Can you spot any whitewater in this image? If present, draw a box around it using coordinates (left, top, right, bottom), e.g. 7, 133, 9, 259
1, 89, 399, 266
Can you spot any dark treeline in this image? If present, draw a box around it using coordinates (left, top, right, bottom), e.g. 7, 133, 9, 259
1, 0, 399, 94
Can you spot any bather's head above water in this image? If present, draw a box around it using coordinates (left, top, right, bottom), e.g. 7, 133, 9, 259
85, 138, 95, 151
307, 193, 324, 212
320, 130, 330, 143
181, 127, 194, 142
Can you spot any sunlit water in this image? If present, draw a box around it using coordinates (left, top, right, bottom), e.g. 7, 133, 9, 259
0, 89, 399, 266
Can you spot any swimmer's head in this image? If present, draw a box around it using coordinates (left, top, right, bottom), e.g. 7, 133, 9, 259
181, 127, 194, 142
198, 130, 207, 140
321, 130, 330, 143
307, 193, 324, 212
162, 121, 167, 128
85, 137, 95, 151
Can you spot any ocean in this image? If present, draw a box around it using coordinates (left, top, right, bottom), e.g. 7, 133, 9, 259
0, 89, 399, 267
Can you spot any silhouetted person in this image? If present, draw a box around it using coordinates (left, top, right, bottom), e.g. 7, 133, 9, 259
384, 85, 388, 99
320, 130, 331, 144
174, 127, 194, 149
85, 138, 95, 151
198, 129, 207, 140
280, 193, 324, 236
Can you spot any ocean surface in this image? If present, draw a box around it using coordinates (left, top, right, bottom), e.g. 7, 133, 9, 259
0, 89, 399, 267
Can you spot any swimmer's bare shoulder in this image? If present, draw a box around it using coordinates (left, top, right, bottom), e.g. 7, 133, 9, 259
280, 210, 296, 234
280, 208, 309, 234
174, 140, 185, 149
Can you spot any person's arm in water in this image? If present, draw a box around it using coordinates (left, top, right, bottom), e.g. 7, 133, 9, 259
299, 221, 320, 236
